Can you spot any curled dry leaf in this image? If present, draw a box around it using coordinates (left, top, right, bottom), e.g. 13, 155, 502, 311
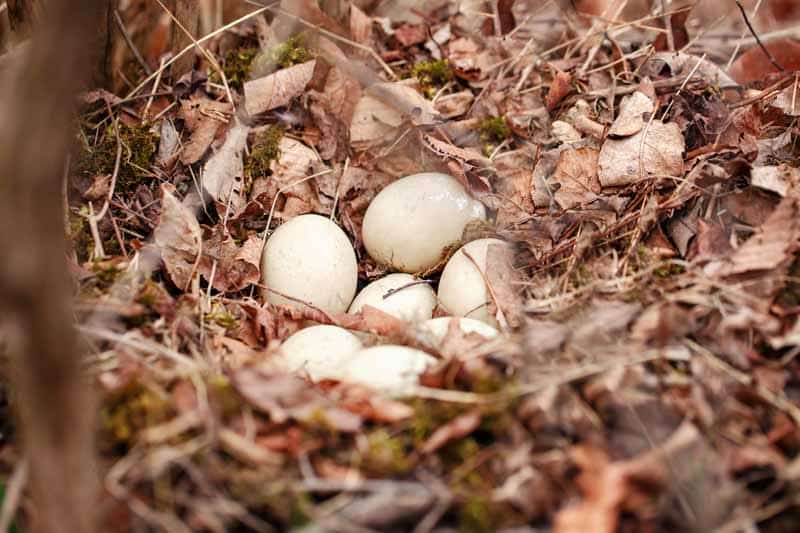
350, 82, 439, 147
549, 146, 601, 209
486, 242, 523, 329
598, 121, 685, 186
608, 91, 653, 137
420, 410, 481, 454
202, 121, 250, 218
243, 59, 316, 116
178, 94, 233, 165
270, 137, 324, 218
153, 184, 202, 290
434, 90, 474, 119
546, 70, 573, 111
349, 4, 374, 45
199, 227, 262, 293
309, 66, 362, 161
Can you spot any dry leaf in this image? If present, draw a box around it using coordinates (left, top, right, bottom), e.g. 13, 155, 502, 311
270, 137, 324, 218
202, 121, 249, 218
434, 90, 474, 118
244, 60, 316, 116
421, 133, 491, 169
549, 146, 601, 209
546, 70, 573, 111
153, 184, 201, 290
598, 121, 685, 186
309, 66, 362, 160
750, 164, 800, 197
178, 94, 232, 164
349, 4, 374, 45
608, 91, 653, 137
486, 242, 523, 328
350, 82, 439, 147
199, 227, 262, 293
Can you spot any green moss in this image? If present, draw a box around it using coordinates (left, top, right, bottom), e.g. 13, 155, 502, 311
244, 126, 284, 179
269, 35, 313, 69
74, 123, 157, 193
214, 47, 258, 90
478, 117, 511, 144
459, 495, 493, 533
412, 60, 453, 94
205, 304, 238, 329
68, 208, 94, 262
100, 383, 171, 450
361, 429, 412, 476
208, 374, 242, 419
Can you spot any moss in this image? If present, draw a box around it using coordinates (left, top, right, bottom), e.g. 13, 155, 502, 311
90, 260, 122, 284
478, 116, 511, 144
100, 383, 171, 450
74, 123, 157, 194
269, 35, 314, 69
68, 208, 94, 262
459, 495, 493, 533
205, 304, 238, 329
361, 429, 412, 476
208, 374, 242, 419
244, 125, 284, 179
214, 47, 258, 90
412, 60, 453, 95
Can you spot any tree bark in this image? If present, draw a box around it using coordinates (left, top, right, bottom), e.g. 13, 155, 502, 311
0, 1, 102, 532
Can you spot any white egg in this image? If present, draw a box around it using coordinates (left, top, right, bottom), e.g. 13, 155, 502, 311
348, 273, 436, 322
362, 172, 486, 273
278, 325, 363, 381
261, 214, 358, 314
340, 345, 436, 395
418, 317, 499, 345
437, 238, 509, 327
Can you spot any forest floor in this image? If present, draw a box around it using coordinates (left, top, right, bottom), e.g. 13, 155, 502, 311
6, 0, 800, 531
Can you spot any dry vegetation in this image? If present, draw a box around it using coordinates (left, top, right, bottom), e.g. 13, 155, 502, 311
4, 0, 800, 531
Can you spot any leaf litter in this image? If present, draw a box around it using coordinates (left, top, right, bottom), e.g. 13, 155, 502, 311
10, 1, 800, 531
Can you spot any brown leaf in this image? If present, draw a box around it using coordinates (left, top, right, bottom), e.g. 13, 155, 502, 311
178, 94, 232, 164
750, 164, 800, 197
546, 70, 572, 111
201, 121, 249, 218
434, 90, 474, 119
653, 8, 690, 52
394, 23, 427, 47
549, 146, 600, 209
153, 184, 201, 290
607, 91, 653, 137
243, 60, 316, 116
82, 173, 111, 201
498, 0, 517, 34
729, 39, 800, 85
308, 67, 362, 160
335, 383, 414, 423
420, 410, 481, 454
709, 197, 800, 277
485, 242, 523, 328
350, 82, 439, 147
421, 133, 491, 169
199, 227, 262, 293
231, 367, 362, 432
598, 121, 685, 186
270, 137, 324, 218
349, 4, 374, 45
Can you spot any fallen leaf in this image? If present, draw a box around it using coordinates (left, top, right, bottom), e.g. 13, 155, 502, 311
82, 173, 111, 201
350, 82, 439, 148
608, 91, 653, 137
434, 90, 474, 118
349, 4, 374, 45
243, 60, 316, 116
269, 137, 324, 218
153, 184, 202, 290
201, 121, 250, 218
308, 66, 362, 160
393, 23, 427, 47
546, 70, 573, 111
486, 242, 523, 328
653, 8, 690, 51
199, 227, 262, 293
729, 39, 800, 85
598, 121, 685, 186
498, 0, 517, 34
178, 94, 232, 164
549, 146, 601, 209
751, 164, 800, 197
420, 410, 481, 454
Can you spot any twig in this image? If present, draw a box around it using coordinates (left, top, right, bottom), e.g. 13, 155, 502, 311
734, 0, 784, 72
113, 8, 152, 75
0, 458, 27, 533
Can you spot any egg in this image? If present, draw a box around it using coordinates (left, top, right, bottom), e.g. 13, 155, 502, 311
278, 325, 363, 381
339, 345, 436, 395
437, 238, 509, 327
261, 214, 358, 314
348, 273, 436, 322
418, 317, 499, 345
362, 172, 486, 273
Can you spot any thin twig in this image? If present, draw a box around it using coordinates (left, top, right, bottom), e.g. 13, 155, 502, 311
113, 8, 152, 75
734, 0, 784, 72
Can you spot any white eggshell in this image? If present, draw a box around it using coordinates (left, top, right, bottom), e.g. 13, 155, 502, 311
437, 238, 509, 327
261, 214, 358, 314
278, 325, 363, 381
362, 172, 486, 273
419, 317, 499, 345
348, 273, 436, 322
340, 345, 436, 395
